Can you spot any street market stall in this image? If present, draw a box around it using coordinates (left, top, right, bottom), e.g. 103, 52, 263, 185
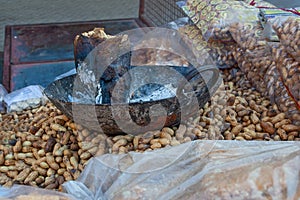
0, 0, 300, 199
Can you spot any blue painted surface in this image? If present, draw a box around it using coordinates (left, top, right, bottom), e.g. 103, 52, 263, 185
11, 61, 74, 91
7, 19, 145, 91
11, 20, 142, 64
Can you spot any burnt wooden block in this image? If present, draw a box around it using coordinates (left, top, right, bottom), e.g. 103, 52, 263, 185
74, 28, 132, 104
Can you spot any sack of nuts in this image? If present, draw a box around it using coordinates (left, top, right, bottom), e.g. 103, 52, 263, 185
229, 17, 274, 95
264, 66, 277, 105
272, 16, 300, 63
232, 44, 273, 95
269, 44, 300, 125
229, 21, 266, 50
180, 0, 256, 42
130, 26, 193, 67
132, 23, 238, 69
178, 25, 213, 66
273, 44, 300, 110
131, 38, 190, 67
178, 24, 238, 68
3, 85, 48, 113
208, 41, 238, 68
263, 58, 279, 104
244, 49, 271, 94
64, 141, 300, 199
232, 37, 300, 126
272, 75, 300, 126
229, 20, 270, 92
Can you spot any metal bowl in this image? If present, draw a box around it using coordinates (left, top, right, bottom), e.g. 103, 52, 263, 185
44, 65, 221, 135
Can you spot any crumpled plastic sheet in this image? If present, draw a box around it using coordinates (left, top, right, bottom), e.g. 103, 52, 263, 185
3, 85, 47, 113
130, 17, 196, 67
0, 84, 8, 112
63, 140, 300, 200
0, 184, 75, 199
272, 16, 300, 63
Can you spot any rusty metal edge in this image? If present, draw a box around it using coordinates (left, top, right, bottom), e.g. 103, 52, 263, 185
139, 0, 145, 17
139, 0, 156, 27
6, 18, 143, 29
3, 26, 11, 91
0, 51, 3, 84
9, 18, 148, 66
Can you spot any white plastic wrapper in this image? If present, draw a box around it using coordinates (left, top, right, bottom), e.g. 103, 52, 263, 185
0, 185, 75, 200
3, 85, 48, 113
0, 84, 8, 112
162, 17, 191, 30
63, 140, 300, 200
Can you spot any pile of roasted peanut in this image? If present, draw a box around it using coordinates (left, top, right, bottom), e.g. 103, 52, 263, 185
220, 68, 300, 140
273, 17, 300, 64
0, 67, 299, 191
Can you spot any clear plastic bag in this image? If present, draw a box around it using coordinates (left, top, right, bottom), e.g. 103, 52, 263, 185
229, 21, 266, 50
130, 39, 190, 67
232, 42, 300, 124
63, 140, 300, 199
273, 44, 300, 112
273, 75, 300, 125
0, 185, 75, 200
161, 17, 192, 30
232, 44, 273, 95
208, 42, 238, 69
178, 24, 237, 68
131, 17, 192, 67
272, 16, 300, 63
245, 46, 274, 93
3, 85, 48, 113
263, 60, 279, 104
131, 35, 191, 67
259, 8, 297, 42
178, 25, 216, 66
132, 17, 236, 69
131, 43, 158, 66
268, 44, 300, 125
181, 0, 257, 41
0, 84, 8, 112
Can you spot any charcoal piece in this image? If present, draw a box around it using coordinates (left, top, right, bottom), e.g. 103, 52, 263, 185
74, 28, 113, 69
74, 28, 132, 104
99, 51, 131, 104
